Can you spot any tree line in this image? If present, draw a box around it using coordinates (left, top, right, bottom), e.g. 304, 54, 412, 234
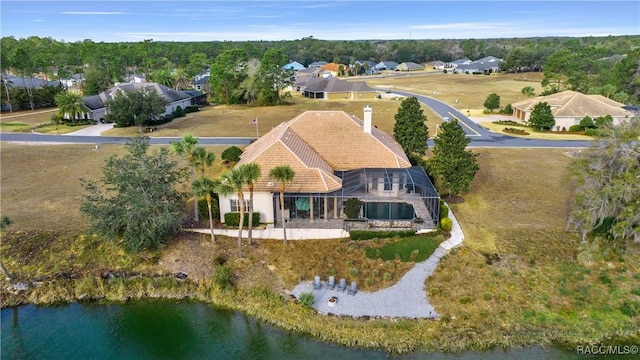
2, 35, 639, 100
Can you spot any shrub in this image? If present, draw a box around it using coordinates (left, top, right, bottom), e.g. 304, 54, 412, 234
439, 200, 449, 220
213, 253, 227, 266
383, 272, 393, 281
458, 295, 473, 304
440, 217, 453, 232
372, 269, 380, 277
503, 127, 530, 135
364, 278, 375, 287
503, 104, 513, 115
350, 229, 415, 240
568, 125, 584, 133
492, 120, 522, 126
482, 291, 494, 301
584, 128, 600, 137
344, 198, 363, 219
349, 267, 359, 277
0, 215, 11, 230
223, 212, 260, 227
185, 105, 200, 113
298, 292, 315, 309
221, 146, 243, 163
198, 197, 219, 222
174, 106, 185, 118
214, 265, 234, 290
579, 116, 595, 129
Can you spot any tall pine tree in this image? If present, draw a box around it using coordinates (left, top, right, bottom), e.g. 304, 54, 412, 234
393, 96, 428, 156
430, 119, 479, 197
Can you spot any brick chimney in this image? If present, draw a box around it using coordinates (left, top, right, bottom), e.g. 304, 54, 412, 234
363, 105, 372, 134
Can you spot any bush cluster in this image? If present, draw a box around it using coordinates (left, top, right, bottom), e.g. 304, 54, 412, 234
185, 105, 200, 113
503, 127, 530, 135
350, 229, 416, 240
492, 120, 523, 126
223, 212, 260, 227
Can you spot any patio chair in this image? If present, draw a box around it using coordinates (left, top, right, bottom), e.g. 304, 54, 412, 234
326, 276, 335, 290
347, 281, 358, 295
312, 275, 322, 290
337, 278, 347, 292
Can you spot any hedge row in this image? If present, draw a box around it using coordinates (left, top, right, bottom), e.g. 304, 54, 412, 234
350, 229, 416, 241
224, 212, 260, 227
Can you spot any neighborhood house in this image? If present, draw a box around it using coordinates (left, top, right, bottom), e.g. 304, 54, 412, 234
82, 82, 197, 121
511, 90, 632, 130
218, 107, 440, 231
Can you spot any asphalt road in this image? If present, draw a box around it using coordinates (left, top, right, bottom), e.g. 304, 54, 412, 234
391, 90, 593, 148
0, 132, 255, 146
1, 91, 593, 149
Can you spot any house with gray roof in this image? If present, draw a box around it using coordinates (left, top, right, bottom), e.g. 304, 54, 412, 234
396, 62, 425, 71
454, 56, 502, 74
375, 61, 399, 71
308, 61, 328, 68
82, 82, 194, 121
294, 77, 377, 100
5, 74, 60, 89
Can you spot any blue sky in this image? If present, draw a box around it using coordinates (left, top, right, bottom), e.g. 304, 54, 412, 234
2, 1, 639, 42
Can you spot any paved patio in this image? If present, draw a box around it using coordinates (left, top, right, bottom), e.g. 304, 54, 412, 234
290, 207, 464, 319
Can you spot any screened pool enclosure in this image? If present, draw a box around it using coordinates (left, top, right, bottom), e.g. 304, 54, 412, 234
273, 167, 440, 230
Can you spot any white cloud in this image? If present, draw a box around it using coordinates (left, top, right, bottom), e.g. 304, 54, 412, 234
61, 11, 128, 15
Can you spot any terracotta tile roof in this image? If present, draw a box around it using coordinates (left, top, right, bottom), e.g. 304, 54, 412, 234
512, 90, 630, 117
236, 110, 411, 193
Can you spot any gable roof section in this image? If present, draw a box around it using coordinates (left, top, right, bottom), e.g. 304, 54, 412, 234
512, 90, 630, 117
237, 110, 411, 193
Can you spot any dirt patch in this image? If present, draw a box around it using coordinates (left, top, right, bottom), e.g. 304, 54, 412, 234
442, 195, 465, 204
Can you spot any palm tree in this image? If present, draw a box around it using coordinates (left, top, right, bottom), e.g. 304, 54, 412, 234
241, 163, 261, 245
216, 167, 247, 258
171, 135, 200, 221
172, 68, 191, 90
151, 69, 173, 88
269, 165, 295, 245
192, 147, 217, 178
192, 177, 218, 243
54, 90, 88, 124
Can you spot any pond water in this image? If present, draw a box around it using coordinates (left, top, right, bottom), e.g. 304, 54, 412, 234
1, 300, 586, 359
364, 202, 415, 220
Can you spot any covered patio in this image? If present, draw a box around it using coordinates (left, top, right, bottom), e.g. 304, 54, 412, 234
273, 167, 440, 231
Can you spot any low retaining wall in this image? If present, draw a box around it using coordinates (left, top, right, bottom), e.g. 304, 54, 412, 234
191, 226, 349, 240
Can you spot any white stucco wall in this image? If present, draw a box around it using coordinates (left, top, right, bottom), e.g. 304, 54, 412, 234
219, 191, 274, 224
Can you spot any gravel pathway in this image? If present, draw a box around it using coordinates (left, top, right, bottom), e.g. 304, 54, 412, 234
291, 207, 464, 319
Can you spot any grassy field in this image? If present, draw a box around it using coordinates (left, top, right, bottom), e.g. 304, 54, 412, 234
103, 94, 443, 138
368, 72, 544, 113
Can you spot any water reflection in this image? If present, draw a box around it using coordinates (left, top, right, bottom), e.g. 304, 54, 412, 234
1, 300, 583, 359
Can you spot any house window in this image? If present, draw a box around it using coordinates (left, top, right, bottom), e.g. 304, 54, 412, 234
398, 173, 405, 191
371, 176, 378, 190
230, 199, 251, 212
383, 175, 392, 191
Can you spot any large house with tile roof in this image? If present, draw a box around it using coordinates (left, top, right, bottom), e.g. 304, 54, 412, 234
82, 82, 194, 121
219, 107, 440, 230
511, 90, 633, 130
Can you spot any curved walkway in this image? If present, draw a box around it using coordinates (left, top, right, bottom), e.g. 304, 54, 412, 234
290, 207, 464, 319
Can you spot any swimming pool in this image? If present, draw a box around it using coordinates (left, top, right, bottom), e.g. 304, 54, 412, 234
363, 202, 415, 220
